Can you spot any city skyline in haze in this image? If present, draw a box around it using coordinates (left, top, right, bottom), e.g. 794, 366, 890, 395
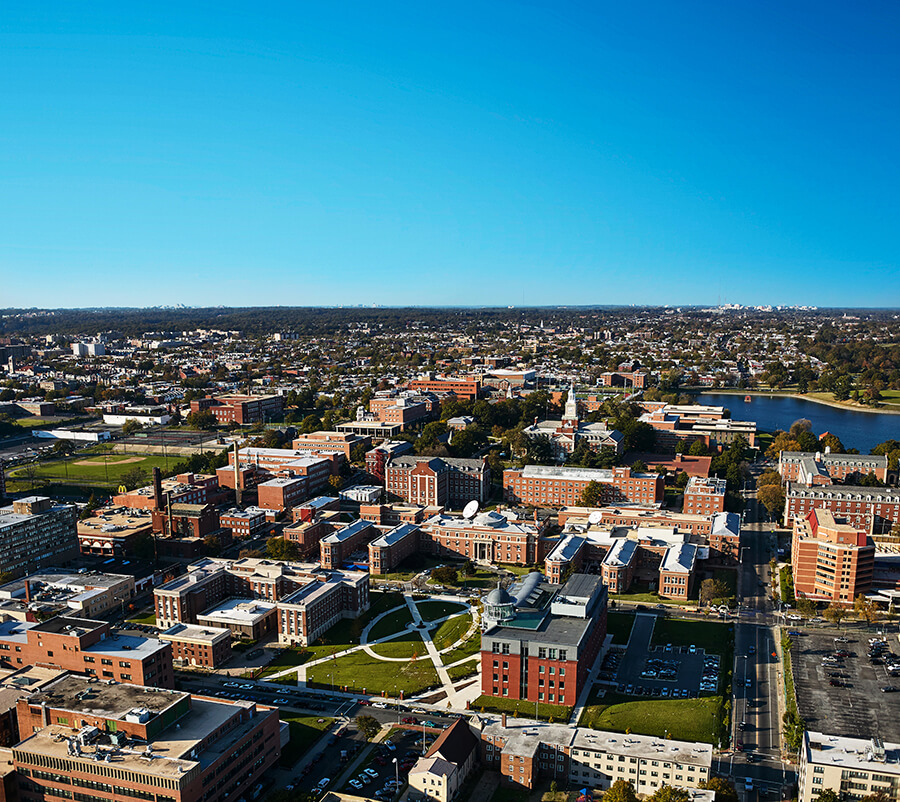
2, 2, 899, 308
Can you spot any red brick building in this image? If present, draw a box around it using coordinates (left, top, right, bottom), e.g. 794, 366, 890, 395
0, 615, 173, 687
791, 508, 875, 604
12, 675, 281, 802
111, 473, 222, 510
409, 377, 482, 400
159, 623, 232, 668
385, 456, 490, 509
320, 519, 378, 570
784, 483, 900, 532
504, 465, 663, 508
683, 476, 726, 516
151, 502, 220, 538
779, 451, 889, 484
480, 573, 607, 706
190, 393, 283, 424
291, 431, 371, 459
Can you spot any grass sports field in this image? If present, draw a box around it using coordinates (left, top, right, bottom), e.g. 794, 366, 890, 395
8, 450, 178, 491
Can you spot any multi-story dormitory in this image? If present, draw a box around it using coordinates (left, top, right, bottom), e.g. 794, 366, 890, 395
153, 557, 369, 648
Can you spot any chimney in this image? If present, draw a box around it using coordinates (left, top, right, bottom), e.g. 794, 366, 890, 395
234, 441, 242, 508
501, 713, 507, 729
24, 581, 31, 604
152, 467, 163, 511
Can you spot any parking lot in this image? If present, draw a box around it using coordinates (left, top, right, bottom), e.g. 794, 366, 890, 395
340, 726, 435, 799
613, 613, 723, 698
792, 630, 900, 741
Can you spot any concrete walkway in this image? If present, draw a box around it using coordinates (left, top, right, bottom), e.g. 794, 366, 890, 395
570, 633, 614, 724
404, 595, 453, 689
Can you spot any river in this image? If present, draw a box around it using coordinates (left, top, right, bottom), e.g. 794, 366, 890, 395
695, 393, 900, 454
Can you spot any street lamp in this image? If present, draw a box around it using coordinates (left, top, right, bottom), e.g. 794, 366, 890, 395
392, 756, 399, 791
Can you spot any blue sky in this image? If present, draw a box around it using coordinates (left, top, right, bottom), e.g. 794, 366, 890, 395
1, 2, 898, 308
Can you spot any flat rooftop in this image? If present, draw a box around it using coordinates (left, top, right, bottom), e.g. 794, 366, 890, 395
197, 598, 276, 625
160, 623, 231, 643
31, 674, 186, 718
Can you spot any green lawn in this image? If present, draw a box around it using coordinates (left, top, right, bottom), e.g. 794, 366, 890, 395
304, 592, 404, 660
9, 450, 177, 490
472, 694, 571, 723
416, 600, 467, 622
370, 554, 446, 582
606, 612, 635, 644
447, 661, 478, 682
127, 611, 157, 626
497, 564, 541, 576
367, 606, 412, 641
279, 714, 334, 767
427, 567, 498, 590
609, 590, 690, 605
370, 631, 425, 659
431, 613, 473, 651
579, 691, 723, 744
441, 631, 482, 665
306, 649, 440, 697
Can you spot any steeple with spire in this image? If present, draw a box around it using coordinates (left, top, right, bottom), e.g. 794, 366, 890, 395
563, 384, 579, 425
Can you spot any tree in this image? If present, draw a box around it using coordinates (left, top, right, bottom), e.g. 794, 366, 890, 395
432, 566, 459, 585
328, 474, 344, 492
604, 779, 639, 802
699, 777, 738, 802
121, 466, 149, 491
688, 438, 709, 457
647, 785, 691, 802
579, 480, 603, 507
819, 432, 845, 454
355, 714, 380, 741
186, 410, 217, 430
203, 534, 221, 556
299, 414, 323, 434
266, 537, 299, 561
797, 597, 817, 619
854, 594, 879, 625
121, 418, 144, 436
823, 602, 847, 627
783, 708, 806, 752
700, 578, 731, 606
757, 469, 782, 488
630, 459, 647, 473
813, 790, 839, 802
53, 439, 75, 456
757, 483, 785, 518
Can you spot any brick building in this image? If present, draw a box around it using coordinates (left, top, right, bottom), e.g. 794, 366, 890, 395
320, 520, 378, 570
480, 573, 607, 706
219, 507, 267, 539
420, 510, 550, 566
409, 377, 481, 400
779, 450, 889, 484
77, 508, 153, 557
277, 570, 369, 646
0, 615, 173, 687
784, 483, 900, 532
368, 523, 420, 575
159, 623, 232, 668
12, 674, 281, 802
682, 476, 727, 516
385, 456, 490, 509
558, 506, 715, 538
366, 440, 414, 483
481, 718, 711, 793
292, 431, 371, 459
257, 476, 310, 514
503, 465, 663, 508
522, 388, 624, 460
791, 508, 875, 604
0, 497, 78, 578
112, 473, 223, 511
190, 393, 283, 424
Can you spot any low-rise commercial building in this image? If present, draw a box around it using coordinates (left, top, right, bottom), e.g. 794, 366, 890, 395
77, 508, 153, 557
219, 507, 267, 539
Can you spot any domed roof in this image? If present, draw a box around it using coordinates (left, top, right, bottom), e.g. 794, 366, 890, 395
485, 586, 514, 607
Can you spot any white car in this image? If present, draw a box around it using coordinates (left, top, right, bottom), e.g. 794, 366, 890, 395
372, 702, 388, 709
786, 614, 802, 621
349, 780, 363, 790
364, 769, 379, 778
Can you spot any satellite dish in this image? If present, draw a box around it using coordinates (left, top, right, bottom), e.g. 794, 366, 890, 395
588, 511, 602, 525
463, 500, 479, 519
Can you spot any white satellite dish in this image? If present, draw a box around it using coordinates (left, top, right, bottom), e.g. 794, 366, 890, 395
588, 511, 602, 525
463, 500, 480, 519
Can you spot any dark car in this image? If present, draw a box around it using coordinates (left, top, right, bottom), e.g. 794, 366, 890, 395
881, 686, 898, 693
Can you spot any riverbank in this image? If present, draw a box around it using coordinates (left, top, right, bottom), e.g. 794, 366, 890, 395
690, 388, 900, 417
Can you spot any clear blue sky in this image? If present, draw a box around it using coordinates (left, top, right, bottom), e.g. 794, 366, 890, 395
2, 2, 899, 308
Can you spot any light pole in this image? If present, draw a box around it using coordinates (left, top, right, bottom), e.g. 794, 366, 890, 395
392, 757, 399, 791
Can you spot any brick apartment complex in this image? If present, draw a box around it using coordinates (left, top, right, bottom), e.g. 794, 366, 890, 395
159, 623, 232, 668
0, 615, 173, 687
154, 558, 369, 648
779, 450, 889, 484
598, 370, 648, 388
409, 377, 482, 400
503, 465, 663, 508
784, 483, 900, 532
791, 508, 875, 604
481, 718, 711, 793
12, 674, 281, 802
277, 570, 369, 646
258, 473, 318, 513
283, 513, 345, 558
385, 456, 490, 509
481, 573, 607, 706
682, 476, 727, 515
190, 393, 283, 424
0, 497, 78, 577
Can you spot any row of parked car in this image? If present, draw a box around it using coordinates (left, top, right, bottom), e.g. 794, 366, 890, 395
700, 654, 721, 693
